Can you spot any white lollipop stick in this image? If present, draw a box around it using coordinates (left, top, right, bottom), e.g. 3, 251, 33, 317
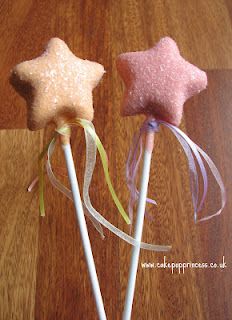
123, 130, 155, 320
62, 142, 107, 320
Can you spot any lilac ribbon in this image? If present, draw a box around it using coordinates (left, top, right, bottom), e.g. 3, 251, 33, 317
126, 118, 226, 224
126, 119, 159, 224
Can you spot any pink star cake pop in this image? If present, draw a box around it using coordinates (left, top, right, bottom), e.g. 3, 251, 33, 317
116, 36, 225, 228
118, 38, 225, 320
116, 36, 207, 126
116, 36, 221, 225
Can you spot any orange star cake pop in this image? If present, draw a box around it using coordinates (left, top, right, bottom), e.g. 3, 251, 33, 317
12, 37, 105, 130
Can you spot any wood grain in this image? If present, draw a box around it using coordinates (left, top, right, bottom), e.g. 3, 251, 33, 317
0, 1, 231, 319
0, 129, 42, 320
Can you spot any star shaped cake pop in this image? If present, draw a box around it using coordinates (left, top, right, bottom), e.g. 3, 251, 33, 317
11, 38, 105, 130
116, 37, 207, 126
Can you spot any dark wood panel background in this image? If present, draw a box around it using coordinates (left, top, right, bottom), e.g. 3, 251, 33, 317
0, 1, 231, 319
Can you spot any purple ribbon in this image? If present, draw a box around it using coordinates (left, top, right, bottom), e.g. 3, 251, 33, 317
126, 118, 226, 224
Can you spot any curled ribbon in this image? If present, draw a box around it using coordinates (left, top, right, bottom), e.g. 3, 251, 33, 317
126, 118, 226, 224
37, 118, 171, 252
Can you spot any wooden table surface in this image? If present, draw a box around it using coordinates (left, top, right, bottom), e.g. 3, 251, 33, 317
0, 1, 231, 319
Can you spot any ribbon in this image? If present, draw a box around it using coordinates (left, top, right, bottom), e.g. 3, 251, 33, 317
38, 132, 58, 216
36, 118, 170, 251
126, 118, 226, 224
45, 125, 105, 238
126, 119, 159, 224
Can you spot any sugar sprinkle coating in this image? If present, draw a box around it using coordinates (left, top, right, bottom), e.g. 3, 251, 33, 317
12, 38, 105, 130
116, 37, 207, 126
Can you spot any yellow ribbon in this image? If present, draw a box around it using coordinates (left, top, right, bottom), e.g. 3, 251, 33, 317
38, 119, 130, 224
